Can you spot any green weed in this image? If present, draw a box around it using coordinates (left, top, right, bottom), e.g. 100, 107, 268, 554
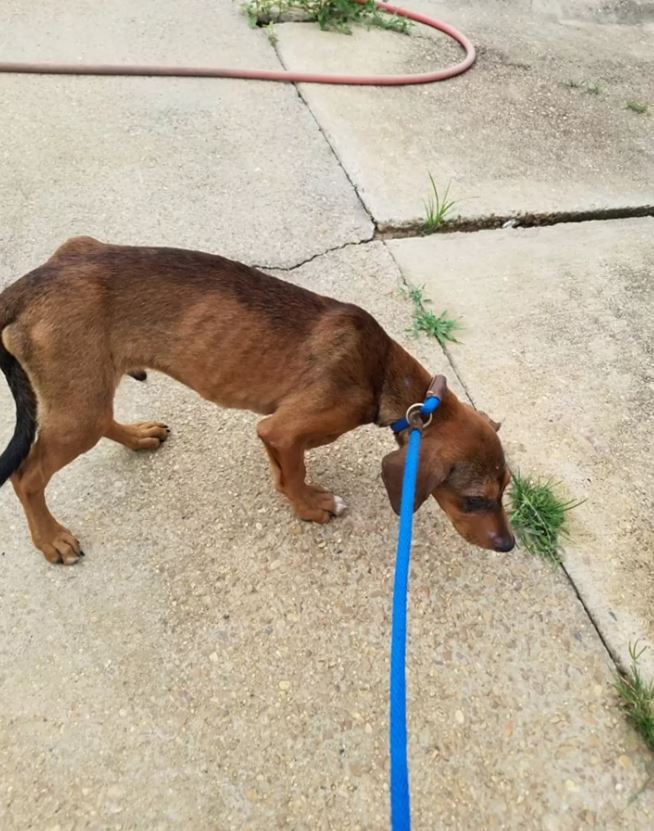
626, 100, 648, 114
265, 22, 279, 44
423, 174, 457, 233
583, 81, 603, 95
509, 474, 580, 563
614, 642, 654, 751
562, 79, 603, 95
402, 284, 462, 346
243, 0, 410, 34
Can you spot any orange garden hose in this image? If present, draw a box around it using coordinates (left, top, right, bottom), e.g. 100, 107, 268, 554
0, 2, 475, 86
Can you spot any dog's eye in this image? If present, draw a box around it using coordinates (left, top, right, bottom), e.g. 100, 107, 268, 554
462, 496, 493, 513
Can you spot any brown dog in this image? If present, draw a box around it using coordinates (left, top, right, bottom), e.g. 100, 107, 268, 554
0, 237, 514, 564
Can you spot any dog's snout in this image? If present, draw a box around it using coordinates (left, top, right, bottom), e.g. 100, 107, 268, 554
491, 533, 515, 553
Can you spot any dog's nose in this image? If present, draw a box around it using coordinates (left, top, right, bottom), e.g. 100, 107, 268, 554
491, 533, 515, 553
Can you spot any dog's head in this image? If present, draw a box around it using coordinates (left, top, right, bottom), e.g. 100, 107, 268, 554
381, 380, 514, 552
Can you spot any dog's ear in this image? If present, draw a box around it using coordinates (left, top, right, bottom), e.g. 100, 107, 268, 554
479, 410, 501, 432
381, 446, 448, 515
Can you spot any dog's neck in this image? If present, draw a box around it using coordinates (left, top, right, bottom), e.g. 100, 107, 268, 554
377, 341, 451, 427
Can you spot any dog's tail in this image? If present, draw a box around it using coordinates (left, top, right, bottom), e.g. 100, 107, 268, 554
0, 309, 37, 488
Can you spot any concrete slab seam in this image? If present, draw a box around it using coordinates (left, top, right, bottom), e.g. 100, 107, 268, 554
266, 36, 377, 226
252, 207, 654, 272
376, 205, 654, 238
382, 238, 476, 400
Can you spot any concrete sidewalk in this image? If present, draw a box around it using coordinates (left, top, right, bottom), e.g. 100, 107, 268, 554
275, 0, 654, 226
388, 218, 654, 679
0, 0, 371, 271
1, 1, 653, 829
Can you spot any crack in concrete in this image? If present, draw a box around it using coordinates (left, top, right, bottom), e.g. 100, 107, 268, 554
376, 204, 654, 238
383, 239, 479, 404
253, 207, 654, 272
560, 561, 624, 669
252, 235, 374, 272
267, 34, 376, 231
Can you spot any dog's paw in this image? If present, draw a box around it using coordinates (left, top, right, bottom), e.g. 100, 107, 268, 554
38, 527, 84, 565
293, 490, 347, 523
125, 421, 170, 451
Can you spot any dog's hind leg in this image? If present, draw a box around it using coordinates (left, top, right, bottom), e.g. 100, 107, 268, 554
6, 337, 115, 564
12, 411, 109, 564
105, 420, 169, 451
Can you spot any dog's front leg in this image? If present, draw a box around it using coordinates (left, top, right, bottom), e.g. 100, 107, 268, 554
256, 414, 346, 523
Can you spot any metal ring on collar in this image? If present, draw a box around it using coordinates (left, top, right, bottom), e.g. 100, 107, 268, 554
405, 402, 433, 429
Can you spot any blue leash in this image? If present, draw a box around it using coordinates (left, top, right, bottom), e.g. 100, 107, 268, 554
389, 393, 441, 831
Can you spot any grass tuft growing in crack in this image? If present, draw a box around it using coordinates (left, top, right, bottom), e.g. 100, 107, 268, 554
583, 81, 603, 95
423, 174, 457, 233
626, 100, 648, 114
509, 474, 581, 563
264, 21, 279, 44
614, 642, 654, 751
402, 284, 462, 346
244, 0, 411, 34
